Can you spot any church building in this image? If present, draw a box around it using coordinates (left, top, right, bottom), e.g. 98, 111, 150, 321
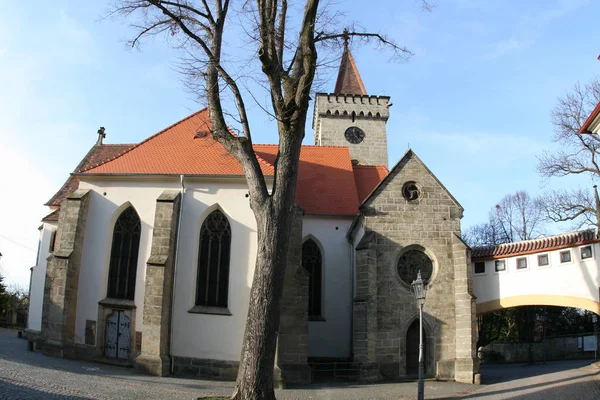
26, 48, 479, 384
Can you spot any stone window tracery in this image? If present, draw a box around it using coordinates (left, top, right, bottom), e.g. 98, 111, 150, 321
397, 249, 432, 286
402, 181, 421, 201
196, 210, 231, 308
107, 206, 141, 300
302, 239, 322, 318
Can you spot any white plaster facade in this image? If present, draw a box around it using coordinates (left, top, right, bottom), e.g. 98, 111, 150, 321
28, 222, 56, 331
29, 175, 357, 362
472, 240, 600, 314
302, 216, 353, 358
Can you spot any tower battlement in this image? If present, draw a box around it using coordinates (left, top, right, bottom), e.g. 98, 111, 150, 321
314, 93, 391, 125
312, 48, 390, 167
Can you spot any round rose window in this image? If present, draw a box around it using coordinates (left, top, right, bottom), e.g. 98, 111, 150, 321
397, 250, 433, 286
402, 181, 421, 201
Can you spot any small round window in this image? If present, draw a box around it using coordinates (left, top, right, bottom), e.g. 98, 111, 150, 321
402, 181, 421, 201
397, 250, 432, 286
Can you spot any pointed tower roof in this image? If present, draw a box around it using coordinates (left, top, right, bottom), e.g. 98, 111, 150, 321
334, 47, 367, 95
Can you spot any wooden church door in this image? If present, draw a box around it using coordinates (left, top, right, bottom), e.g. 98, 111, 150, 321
104, 311, 131, 359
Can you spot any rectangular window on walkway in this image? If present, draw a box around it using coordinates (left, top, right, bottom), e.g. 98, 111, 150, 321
474, 261, 485, 274
537, 254, 549, 267
581, 246, 592, 260
560, 250, 571, 263
516, 257, 527, 270
495, 260, 506, 272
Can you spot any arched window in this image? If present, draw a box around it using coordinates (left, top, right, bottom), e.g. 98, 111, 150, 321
302, 239, 322, 318
107, 206, 141, 300
196, 210, 231, 308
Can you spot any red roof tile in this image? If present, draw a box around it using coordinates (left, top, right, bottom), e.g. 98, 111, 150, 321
45, 143, 133, 206
579, 101, 600, 134
41, 209, 60, 222
254, 145, 360, 215
472, 230, 599, 260
83, 110, 274, 176
82, 109, 361, 215
334, 49, 367, 95
352, 165, 388, 203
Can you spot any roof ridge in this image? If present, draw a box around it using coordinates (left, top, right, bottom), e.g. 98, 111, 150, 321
353, 164, 388, 169
80, 109, 209, 172
473, 229, 597, 251
254, 143, 351, 149
471, 229, 599, 260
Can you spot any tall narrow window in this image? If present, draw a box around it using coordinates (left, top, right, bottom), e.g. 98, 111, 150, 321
107, 206, 141, 300
302, 239, 322, 318
196, 210, 231, 308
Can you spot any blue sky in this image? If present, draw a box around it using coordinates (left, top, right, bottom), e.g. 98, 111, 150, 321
0, 0, 598, 287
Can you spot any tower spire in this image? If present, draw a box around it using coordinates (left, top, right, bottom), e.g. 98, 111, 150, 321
334, 30, 367, 95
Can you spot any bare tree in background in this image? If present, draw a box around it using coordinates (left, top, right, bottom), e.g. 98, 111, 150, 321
538, 78, 600, 230
111, 1, 429, 398
463, 190, 545, 247
465, 191, 544, 363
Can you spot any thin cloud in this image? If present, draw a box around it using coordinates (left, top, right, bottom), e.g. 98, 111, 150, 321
486, 0, 590, 59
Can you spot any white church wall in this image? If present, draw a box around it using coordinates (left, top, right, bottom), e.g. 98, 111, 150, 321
303, 216, 353, 358
75, 179, 173, 344
28, 222, 56, 332
171, 179, 257, 361
472, 242, 600, 312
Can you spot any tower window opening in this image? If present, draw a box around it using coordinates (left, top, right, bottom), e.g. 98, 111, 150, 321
351, 111, 356, 123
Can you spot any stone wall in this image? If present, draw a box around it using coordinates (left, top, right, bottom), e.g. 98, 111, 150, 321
314, 93, 390, 167
453, 237, 479, 383
41, 189, 91, 358
483, 337, 596, 363
355, 150, 476, 382
135, 190, 181, 376
172, 356, 238, 380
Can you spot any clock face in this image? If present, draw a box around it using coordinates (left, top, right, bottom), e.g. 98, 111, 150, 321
344, 126, 365, 144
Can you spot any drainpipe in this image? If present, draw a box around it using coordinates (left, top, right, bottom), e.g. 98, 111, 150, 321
170, 175, 185, 374
349, 234, 355, 358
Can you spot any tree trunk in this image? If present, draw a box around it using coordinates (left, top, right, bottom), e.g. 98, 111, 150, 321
232, 130, 304, 400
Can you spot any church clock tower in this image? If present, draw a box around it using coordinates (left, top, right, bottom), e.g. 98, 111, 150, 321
313, 46, 391, 167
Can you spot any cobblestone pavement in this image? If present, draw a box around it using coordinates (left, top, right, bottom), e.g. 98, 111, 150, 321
1, 328, 599, 399
452, 359, 600, 399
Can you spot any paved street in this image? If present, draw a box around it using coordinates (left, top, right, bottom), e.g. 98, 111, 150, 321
1, 328, 600, 399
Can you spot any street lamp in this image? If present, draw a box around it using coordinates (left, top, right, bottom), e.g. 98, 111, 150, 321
411, 270, 428, 400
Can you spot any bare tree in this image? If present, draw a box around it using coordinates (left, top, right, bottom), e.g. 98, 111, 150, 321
538, 78, 600, 230
110, 1, 427, 398
463, 190, 545, 247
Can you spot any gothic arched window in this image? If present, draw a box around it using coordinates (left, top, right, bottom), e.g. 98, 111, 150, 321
107, 206, 141, 300
302, 239, 322, 318
196, 210, 231, 308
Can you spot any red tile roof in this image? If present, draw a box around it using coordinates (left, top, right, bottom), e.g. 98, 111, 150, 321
82, 110, 274, 176
45, 143, 133, 207
81, 109, 374, 216
41, 209, 60, 222
579, 101, 600, 134
255, 145, 361, 215
334, 49, 367, 95
352, 165, 389, 203
472, 230, 599, 260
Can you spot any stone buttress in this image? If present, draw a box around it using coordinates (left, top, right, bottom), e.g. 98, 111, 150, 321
41, 189, 91, 358
135, 190, 181, 376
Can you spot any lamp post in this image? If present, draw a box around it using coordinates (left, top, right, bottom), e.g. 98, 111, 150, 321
411, 270, 428, 400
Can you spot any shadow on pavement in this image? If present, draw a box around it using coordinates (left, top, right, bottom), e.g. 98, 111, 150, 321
0, 377, 92, 399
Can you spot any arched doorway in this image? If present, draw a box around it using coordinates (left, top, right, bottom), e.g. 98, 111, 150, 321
406, 319, 426, 375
